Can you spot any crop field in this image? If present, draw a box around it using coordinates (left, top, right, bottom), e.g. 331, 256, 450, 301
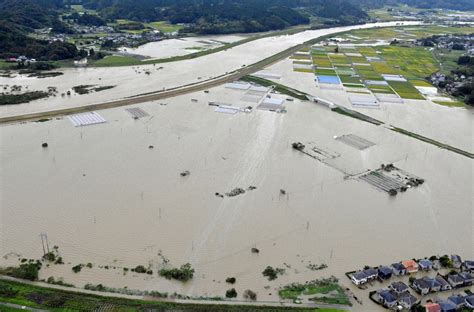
146, 21, 183, 33
290, 43, 450, 100
338, 25, 474, 43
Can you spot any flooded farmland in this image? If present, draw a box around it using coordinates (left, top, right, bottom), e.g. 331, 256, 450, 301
1, 21, 473, 311
1, 81, 472, 310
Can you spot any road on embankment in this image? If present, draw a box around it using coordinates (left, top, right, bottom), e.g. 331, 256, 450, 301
0, 21, 422, 124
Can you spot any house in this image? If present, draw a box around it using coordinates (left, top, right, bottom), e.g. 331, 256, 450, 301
363, 268, 378, 281
448, 294, 466, 309
402, 259, 419, 273
465, 295, 474, 309
378, 266, 392, 280
459, 271, 473, 285
389, 281, 409, 295
435, 275, 452, 291
447, 273, 465, 288
377, 289, 398, 308
451, 255, 462, 269
437, 300, 457, 312
398, 293, 417, 309
419, 259, 433, 271
425, 302, 441, 312
463, 260, 474, 271
413, 278, 431, 295
351, 271, 368, 285
391, 262, 407, 275
423, 277, 442, 293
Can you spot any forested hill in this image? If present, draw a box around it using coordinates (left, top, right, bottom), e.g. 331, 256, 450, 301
81, 0, 368, 34
0, 0, 77, 60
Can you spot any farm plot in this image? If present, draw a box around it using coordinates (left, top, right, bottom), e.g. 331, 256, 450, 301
388, 81, 425, 100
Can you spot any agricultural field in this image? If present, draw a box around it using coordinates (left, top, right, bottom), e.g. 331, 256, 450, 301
92, 55, 141, 67
338, 25, 474, 43
145, 21, 183, 33
290, 42, 455, 101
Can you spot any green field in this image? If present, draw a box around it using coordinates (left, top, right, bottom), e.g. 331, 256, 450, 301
93, 55, 141, 67
291, 38, 457, 101
279, 281, 351, 306
339, 25, 474, 43
146, 21, 183, 33
0, 279, 344, 312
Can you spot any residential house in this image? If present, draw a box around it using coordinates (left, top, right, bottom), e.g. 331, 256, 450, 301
451, 255, 462, 269
459, 271, 473, 285
363, 268, 378, 281
437, 300, 457, 312
435, 275, 452, 291
423, 277, 442, 293
377, 289, 398, 308
448, 294, 466, 309
351, 271, 368, 285
403, 259, 419, 273
425, 302, 441, 312
447, 273, 465, 288
378, 266, 392, 280
398, 293, 417, 310
463, 260, 474, 271
419, 259, 433, 271
413, 278, 431, 295
465, 295, 474, 309
389, 281, 409, 295
391, 262, 407, 275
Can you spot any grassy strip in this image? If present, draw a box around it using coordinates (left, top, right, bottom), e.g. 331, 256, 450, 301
0, 278, 338, 312
331, 107, 383, 126
240, 75, 308, 101
390, 127, 474, 159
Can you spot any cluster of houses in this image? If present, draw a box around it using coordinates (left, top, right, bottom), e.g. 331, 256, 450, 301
350, 255, 474, 311
5, 56, 36, 66
415, 34, 474, 54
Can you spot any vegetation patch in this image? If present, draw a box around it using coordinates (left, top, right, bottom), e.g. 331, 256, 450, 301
0, 91, 50, 105
279, 277, 351, 306
240, 76, 308, 101
159, 263, 194, 282
72, 85, 115, 94
262, 266, 285, 281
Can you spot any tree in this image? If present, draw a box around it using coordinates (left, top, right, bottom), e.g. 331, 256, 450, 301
243, 289, 257, 300
225, 288, 237, 298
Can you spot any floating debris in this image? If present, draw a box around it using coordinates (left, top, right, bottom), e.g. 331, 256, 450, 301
226, 187, 246, 197
251, 248, 260, 254
148, 145, 154, 149
292, 142, 305, 150
41, 142, 48, 148
280, 189, 286, 195
247, 186, 257, 191
180, 170, 190, 177
215, 192, 224, 198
